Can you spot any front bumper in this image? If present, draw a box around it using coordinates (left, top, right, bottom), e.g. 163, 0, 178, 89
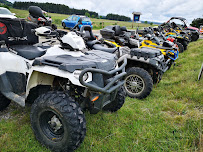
79, 58, 127, 94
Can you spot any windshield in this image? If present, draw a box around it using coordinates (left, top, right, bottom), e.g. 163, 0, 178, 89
0, 8, 12, 15
82, 17, 91, 22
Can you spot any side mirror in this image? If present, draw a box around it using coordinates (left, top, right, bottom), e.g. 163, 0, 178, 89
12, 13, 16, 16
28, 6, 46, 20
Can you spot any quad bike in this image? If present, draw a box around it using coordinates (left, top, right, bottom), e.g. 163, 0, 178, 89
138, 25, 189, 51
27, 6, 52, 27
99, 25, 178, 69
166, 17, 200, 41
135, 27, 179, 61
158, 22, 191, 50
78, 25, 169, 99
0, 7, 127, 152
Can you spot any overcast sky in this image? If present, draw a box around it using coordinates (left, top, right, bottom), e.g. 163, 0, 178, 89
8, 0, 203, 23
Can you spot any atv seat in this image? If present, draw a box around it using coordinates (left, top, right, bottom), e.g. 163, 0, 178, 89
86, 40, 100, 48
9, 45, 46, 60
80, 25, 96, 41
92, 44, 117, 53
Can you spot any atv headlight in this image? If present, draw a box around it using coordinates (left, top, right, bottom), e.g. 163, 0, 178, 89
82, 73, 89, 81
156, 61, 159, 66
73, 70, 91, 82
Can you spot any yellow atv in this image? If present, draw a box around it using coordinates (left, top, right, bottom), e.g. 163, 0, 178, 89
158, 23, 190, 50
100, 26, 179, 63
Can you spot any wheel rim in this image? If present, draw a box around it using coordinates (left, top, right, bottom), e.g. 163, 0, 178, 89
124, 74, 145, 95
40, 110, 65, 142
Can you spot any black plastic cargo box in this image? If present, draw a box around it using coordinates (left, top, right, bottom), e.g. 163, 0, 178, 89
130, 47, 162, 60
100, 26, 115, 39
0, 18, 38, 45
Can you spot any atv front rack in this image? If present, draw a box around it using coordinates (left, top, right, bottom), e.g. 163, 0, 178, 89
79, 58, 127, 93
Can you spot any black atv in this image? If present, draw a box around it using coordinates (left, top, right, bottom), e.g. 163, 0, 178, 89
77, 25, 169, 99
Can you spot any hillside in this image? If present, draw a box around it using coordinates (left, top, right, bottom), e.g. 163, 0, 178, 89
0, 0, 12, 6
10, 8, 153, 30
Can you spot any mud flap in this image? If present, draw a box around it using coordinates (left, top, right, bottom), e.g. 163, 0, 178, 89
0, 72, 26, 107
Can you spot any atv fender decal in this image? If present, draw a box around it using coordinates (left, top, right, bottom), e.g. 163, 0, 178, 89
0, 22, 7, 35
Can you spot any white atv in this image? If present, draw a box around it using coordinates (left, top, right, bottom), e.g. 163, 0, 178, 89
0, 7, 127, 152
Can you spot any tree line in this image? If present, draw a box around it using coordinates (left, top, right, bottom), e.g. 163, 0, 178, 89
13, 2, 99, 18
106, 13, 131, 21
191, 18, 203, 28
13, 1, 132, 21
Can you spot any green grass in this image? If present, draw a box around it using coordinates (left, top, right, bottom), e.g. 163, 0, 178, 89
10, 8, 153, 30
0, 38, 202, 151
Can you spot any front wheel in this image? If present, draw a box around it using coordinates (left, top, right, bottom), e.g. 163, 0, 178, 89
30, 91, 86, 152
103, 86, 126, 112
62, 22, 66, 29
124, 67, 153, 99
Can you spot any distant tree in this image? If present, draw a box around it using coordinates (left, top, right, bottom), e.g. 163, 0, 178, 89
85, 12, 90, 17
150, 22, 153, 25
13, 2, 99, 18
106, 13, 131, 21
0, 0, 13, 7
144, 21, 148, 24
191, 18, 203, 28
0, 5, 10, 9
91, 14, 95, 18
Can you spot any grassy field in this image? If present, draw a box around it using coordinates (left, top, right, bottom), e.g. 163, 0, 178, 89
0, 33, 202, 152
10, 8, 152, 29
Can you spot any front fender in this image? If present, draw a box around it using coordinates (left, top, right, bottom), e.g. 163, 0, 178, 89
26, 66, 92, 96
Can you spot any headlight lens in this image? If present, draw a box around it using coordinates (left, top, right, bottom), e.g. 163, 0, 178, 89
83, 73, 89, 81
74, 70, 89, 81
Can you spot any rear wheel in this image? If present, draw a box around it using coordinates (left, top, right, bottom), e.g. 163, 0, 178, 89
103, 86, 126, 112
0, 93, 11, 111
124, 67, 153, 99
62, 22, 66, 29
30, 91, 86, 152
191, 34, 199, 41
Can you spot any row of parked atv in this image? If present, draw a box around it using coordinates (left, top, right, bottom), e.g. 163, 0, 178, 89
0, 6, 200, 152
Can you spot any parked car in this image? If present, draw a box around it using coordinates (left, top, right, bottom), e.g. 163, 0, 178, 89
0, 7, 17, 19
62, 15, 93, 30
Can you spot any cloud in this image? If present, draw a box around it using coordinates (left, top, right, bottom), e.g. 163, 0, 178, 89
9, 0, 203, 23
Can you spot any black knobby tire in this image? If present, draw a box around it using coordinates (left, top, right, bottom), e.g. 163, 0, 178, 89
191, 34, 199, 41
62, 22, 66, 29
103, 86, 126, 112
176, 42, 184, 53
30, 91, 86, 152
179, 40, 188, 50
0, 93, 11, 111
124, 67, 153, 99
